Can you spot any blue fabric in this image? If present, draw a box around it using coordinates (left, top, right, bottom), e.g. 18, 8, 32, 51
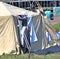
19, 15, 37, 45
27, 16, 37, 43
46, 31, 52, 44
46, 31, 60, 44
55, 32, 60, 39
48, 32, 51, 44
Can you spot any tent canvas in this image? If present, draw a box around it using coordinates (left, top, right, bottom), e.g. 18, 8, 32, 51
3, 2, 38, 16
0, 1, 49, 55
7, 3, 46, 52
31, 14, 48, 51
31, 2, 58, 53
0, 2, 41, 55
0, 2, 19, 55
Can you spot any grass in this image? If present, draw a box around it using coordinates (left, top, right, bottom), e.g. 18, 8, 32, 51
0, 53, 60, 59
53, 23, 60, 30
49, 23, 60, 45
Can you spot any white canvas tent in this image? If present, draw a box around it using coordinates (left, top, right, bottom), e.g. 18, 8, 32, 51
0, 2, 19, 55
1, 1, 56, 55
0, 2, 39, 55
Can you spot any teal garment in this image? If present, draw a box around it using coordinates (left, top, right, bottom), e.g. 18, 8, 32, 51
53, 7, 57, 14
53, 7, 60, 14
45, 11, 51, 19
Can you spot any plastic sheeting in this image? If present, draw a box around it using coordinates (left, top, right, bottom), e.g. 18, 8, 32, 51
31, 15, 48, 51
46, 31, 60, 44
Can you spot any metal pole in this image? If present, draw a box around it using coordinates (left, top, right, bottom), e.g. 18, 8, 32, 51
18, 0, 20, 7
11, 1, 13, 5
28, 51, 30, 59
24, 2, 26, 9
44, 1, 45, 7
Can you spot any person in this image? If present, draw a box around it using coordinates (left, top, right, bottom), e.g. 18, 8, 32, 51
45, 9, 51, 20
24, 26, 31, 53
50, 10, 54, 20
26, 26, 31, 45
17, 15, 27, 54
31, 3, 36, 12
46, 30, 51, 45
18, 15, 31, 54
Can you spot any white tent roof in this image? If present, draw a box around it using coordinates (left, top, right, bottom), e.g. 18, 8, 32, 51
0, 2, 39, 16
0, 2, 11, 16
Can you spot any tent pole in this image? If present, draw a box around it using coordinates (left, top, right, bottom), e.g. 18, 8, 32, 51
36, 2, 58, 43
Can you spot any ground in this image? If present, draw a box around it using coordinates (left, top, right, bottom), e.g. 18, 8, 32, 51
50, 15, 60, 25
50, 15, 60, 30
0, 53, 60, 59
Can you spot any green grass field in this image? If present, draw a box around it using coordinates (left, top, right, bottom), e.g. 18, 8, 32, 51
53, 23, 60, 30
0, 53, 60, 59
